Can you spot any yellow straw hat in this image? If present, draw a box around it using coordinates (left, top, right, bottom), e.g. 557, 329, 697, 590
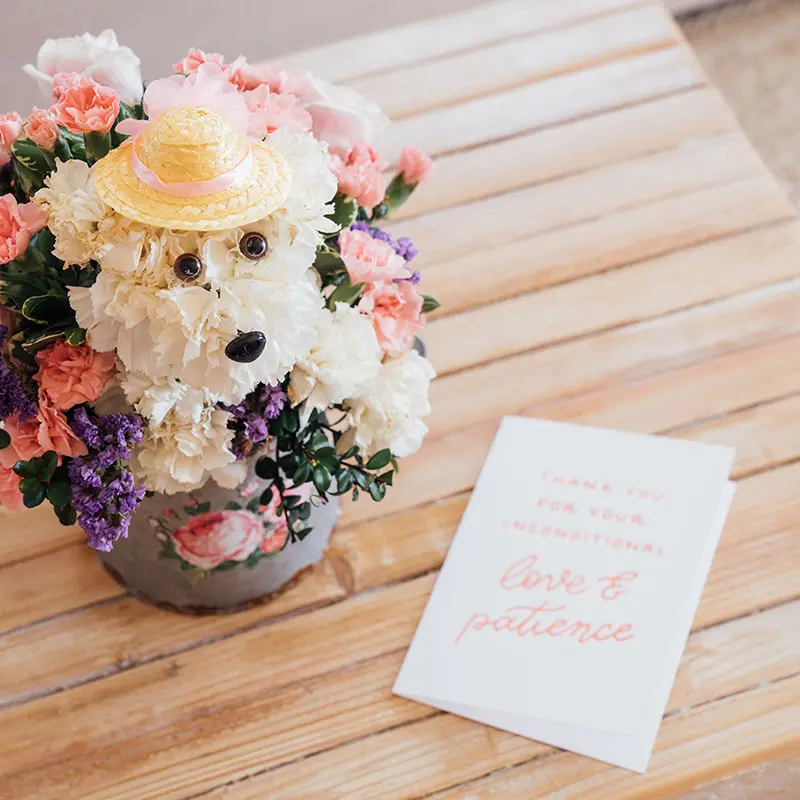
94, 106, 290, 231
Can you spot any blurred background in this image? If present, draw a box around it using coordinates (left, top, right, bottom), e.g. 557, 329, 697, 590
2, 0, 798, 205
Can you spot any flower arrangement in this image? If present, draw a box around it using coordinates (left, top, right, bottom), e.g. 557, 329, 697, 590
0, 30, 438, 556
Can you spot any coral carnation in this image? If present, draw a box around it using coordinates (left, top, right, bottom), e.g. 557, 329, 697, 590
35, 340, 116, 410
0, 194, 47, 265
51, 74, 120, 134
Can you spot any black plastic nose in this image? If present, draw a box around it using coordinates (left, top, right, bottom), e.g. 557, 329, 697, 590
225, 331, 266, 363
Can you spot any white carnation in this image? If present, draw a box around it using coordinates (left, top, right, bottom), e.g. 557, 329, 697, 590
341, 349, 435, 458
289, 302, 381, 416
35, 159, 118, 265
120, 371, 222, 425
132, 401, 239, 494
267, 128, 338, 237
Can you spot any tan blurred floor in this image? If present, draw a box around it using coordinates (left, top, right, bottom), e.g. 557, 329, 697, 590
683, 0, 800, 207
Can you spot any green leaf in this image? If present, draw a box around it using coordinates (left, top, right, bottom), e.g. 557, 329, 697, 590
368, 481, 387, 502
294, 526, 313, 541
58, 128, 87, 161
19, 476, 41, 494
12, 157, 43, 195
327, 275, 365, 310
13, 460, 39, 478
314, 246, 346, 279
381, 174, 416, 216
365, 449, 392, 471
312, 463, 332, 494
23, 486, 46, 508
324, 193, 358, 234
111, 104, 137, 147
379, 469, 394, 487
64, 325, 87, 346
224, 500, 242, 510
353, 469, 369, 490
84, 131, 111, 165
334, 469, 354, 494
40, 450, 58, 481
296, 502, 312, 521
293, 461, 312, 485
46, 481, 71, 507
55, 503, 77, 526
21, 292, 71, 325
196, 501, 211, 514
421, 295, 441, 314
11, 138, 55, 175
20, 326, 67, 353
255, 456, 278, 480
0, 429, 10, 450
213, 560, 238, 572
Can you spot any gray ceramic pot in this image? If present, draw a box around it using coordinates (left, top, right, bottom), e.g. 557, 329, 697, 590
98, 461, 339, 615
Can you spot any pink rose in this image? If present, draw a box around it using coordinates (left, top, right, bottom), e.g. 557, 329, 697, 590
331, 143, 387, 211
50, 74, 120, 134
171, 509, 263, 570
0, 194, 47, 265
339, 228, 411, 283
35, 340, 116, 411
245, 84, 312, 137
0, 112, 23, 167
398, 146, 433, 185
173, 48, 225, 75
24, 107, 60, 151
359, 280, 423, 355
0, 389, 88, 468
0, 466, 24, 511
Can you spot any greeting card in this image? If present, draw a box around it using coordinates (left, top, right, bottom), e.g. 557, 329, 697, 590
394, 416, 735, 772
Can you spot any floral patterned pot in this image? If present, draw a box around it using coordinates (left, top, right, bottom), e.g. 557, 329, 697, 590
97, 461, 339, 615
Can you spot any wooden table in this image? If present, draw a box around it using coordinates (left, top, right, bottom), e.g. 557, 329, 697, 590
2, 1, 800, 797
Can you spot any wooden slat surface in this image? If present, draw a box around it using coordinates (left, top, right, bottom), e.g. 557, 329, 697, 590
3, 1, 799, 798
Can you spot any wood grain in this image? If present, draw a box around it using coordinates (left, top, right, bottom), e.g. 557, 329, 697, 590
4, 1, 798, 798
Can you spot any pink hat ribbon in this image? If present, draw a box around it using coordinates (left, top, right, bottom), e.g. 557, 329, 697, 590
130, 139, 253, 198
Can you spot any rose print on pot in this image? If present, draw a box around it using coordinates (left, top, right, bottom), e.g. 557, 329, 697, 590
171, 509, 262, 570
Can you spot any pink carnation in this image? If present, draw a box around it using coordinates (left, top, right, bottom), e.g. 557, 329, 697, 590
0, 194, 47, 265
52, 71, 83, 97
24, 107, 60, 151
330, 142, 387, 211
338, 228, 411, 283
50, 74, 120, 134
399, 146, 433, 185
252, 64, 309, 96
359, 280, 423, 356
0, 389, 88, 469
173, 48, 225, 75
0, 112, 23, 167
35, 340, 116, 411
0, 466, 24, 511
245, 84, 312, 136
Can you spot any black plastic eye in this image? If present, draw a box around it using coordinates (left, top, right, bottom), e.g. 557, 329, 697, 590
225, 331, 266, 363
174, 253, 202, 281
239, 232, 268, 261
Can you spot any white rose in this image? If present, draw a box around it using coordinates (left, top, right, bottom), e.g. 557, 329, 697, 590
290, 303, 382, 416
341, 349, 435, 458
23, 29, 144, 106
300, 74, 389, 152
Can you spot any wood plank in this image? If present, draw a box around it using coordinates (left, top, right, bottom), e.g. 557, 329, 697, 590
352, 4, 675, 119
394, 133, 762, 269
198, 612, 800, 800
3, 589, 798, 800
427, 676, 800, 800
380, 47, 701, 163
0, 505, 82, 568
394, 87, 736, 223
420, 280, 800, 453
281, 0, 645, 84
678, 755, 800, 800
424, 178, 791, 320
425, 221, 800, 376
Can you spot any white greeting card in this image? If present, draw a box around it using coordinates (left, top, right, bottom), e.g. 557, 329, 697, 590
394, 416, 736, 772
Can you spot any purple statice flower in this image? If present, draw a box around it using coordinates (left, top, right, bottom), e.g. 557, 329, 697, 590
393, 236, 418, 262
223, 383, 287, 459
68, 409, 146, 552
261, 383, 287, 420
243, 413, 268, 444
0, 326, 36, 420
